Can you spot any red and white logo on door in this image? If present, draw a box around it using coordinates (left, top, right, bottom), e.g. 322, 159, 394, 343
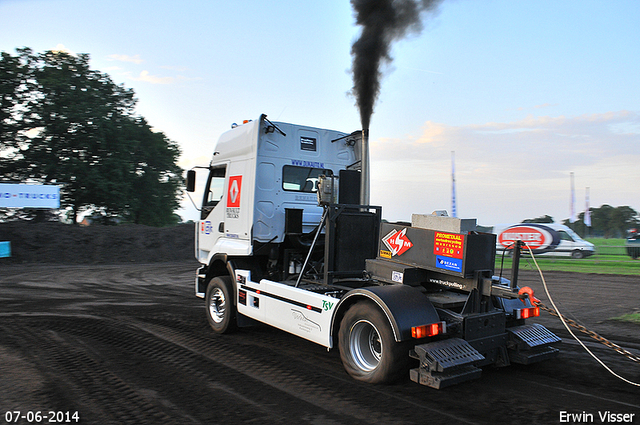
227, 176, 242, 208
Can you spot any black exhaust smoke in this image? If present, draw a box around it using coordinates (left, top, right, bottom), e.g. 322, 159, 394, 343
350, 0, 443, 130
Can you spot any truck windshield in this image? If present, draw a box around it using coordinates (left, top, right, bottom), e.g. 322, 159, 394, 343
282, 165, 332, 192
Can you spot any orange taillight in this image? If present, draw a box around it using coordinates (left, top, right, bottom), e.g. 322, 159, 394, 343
515, 306, 539, 319
412, 321, 446, 339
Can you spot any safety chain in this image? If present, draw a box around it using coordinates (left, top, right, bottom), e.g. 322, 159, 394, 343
535, 301, 640, 364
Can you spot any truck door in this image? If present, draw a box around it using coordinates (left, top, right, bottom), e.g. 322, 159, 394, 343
557, 229, 576, 253
197, 166, 227, 261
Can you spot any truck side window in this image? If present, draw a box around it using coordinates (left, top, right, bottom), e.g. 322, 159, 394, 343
282, 165, 332, 192
202, 166, 226, 219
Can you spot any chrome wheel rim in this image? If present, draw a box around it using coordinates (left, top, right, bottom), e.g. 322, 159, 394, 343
208, 287, 226, 324
349, 320, 382, 372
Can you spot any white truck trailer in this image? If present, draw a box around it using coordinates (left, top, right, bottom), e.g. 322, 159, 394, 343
186, 114, 560, 388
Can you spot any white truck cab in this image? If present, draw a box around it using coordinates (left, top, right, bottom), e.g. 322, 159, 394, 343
193, 115, 359, 267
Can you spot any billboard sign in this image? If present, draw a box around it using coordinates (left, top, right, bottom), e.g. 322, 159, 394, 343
497, 224, 560, 253
0, 183, 60, 209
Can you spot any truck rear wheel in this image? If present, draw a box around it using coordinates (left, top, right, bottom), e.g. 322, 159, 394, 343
338, 301, 408, 384
205, 276, 236, 334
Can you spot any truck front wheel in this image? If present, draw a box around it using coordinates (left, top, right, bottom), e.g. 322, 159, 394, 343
338, 301, 408, 384
205, 276, 236, 334
571, 250, 584, 259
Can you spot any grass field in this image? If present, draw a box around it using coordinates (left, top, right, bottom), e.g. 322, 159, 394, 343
494, 238, 640, 276
613, 312, 640, 324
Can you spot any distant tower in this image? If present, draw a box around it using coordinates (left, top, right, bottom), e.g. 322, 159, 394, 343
451, 151, 457, 218
569, 172, 576, 223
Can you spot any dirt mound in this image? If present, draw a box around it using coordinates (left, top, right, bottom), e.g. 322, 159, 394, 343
0, 221, 195, 264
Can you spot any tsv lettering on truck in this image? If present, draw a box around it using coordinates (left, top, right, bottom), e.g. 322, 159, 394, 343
291, 159, 325, 168
322, 300, 334, 311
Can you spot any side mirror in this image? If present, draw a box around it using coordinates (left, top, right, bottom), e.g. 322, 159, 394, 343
186, 169, 196, 192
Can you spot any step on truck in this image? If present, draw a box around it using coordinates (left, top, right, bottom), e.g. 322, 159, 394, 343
186, 114, 560, 388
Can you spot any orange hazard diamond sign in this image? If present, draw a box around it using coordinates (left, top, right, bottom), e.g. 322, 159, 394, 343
381, 228, 413, 257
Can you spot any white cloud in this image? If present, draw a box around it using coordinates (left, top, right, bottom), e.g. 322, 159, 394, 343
130, 70, 174, 84
105, 55, 192, 84
51, 44, 76, 55
108, 53, 143, 64
160, 65, 189, 72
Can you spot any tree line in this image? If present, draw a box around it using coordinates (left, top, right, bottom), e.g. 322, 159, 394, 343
523, 205, 639, 238
0, 48, 182, 226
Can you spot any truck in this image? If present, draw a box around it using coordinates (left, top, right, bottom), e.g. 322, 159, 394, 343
496, 223, 595, 259
186, 114, 560, 388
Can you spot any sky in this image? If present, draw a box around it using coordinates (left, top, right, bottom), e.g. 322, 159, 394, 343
2, 0, 639, 226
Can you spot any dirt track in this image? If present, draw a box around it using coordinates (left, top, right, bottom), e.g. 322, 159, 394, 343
1, 261, 639, 425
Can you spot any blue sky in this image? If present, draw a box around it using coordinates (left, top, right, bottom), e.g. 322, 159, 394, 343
2, 0, 639, 226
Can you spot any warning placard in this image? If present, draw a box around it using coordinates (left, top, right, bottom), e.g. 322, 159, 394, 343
433, 232, 464, 259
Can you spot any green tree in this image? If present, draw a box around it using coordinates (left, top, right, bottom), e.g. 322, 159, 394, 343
609, 206, 638, 237
0, 48, 182, 226
123, 117, 182, 226
522, 215, 554, 223
591, 204, 615, 237
0, 48, 38, 177
563, 205, 639, 238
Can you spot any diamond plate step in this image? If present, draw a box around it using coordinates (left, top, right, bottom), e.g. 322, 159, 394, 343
508, 323, 561, 349
507, 323, 561, 365
410, 338, 485, 389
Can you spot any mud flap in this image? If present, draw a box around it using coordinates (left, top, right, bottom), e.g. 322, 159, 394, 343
409, 338, 485, 389
507, 323, 561, 364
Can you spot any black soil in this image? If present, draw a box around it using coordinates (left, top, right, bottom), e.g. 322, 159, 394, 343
0, 221, 194, 264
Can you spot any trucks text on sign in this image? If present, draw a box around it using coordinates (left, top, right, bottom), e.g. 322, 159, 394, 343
0, 183, 60, 209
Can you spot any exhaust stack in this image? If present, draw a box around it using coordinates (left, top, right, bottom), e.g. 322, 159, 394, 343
360, 128, 370, 206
